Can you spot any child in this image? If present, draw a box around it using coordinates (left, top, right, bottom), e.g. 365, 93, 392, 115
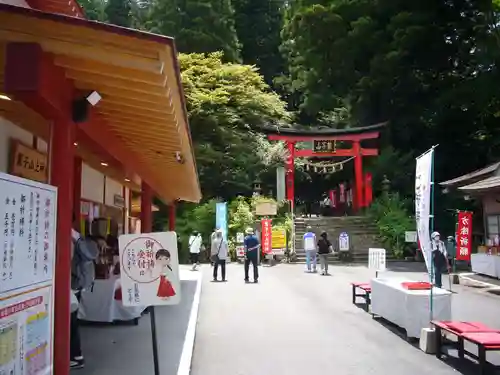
155, 249, 176, 299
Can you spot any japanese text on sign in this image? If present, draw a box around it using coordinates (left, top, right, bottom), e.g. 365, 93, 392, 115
9, 140, 48, 183
313, 140, 336, 153
261, 219, 272, 255
118, 232, 181, 307
456, 211, 472, 261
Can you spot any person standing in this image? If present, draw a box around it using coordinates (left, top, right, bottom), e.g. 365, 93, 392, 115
244, 227, 260, 283
303, 226, 317, 273
211, 230, 228, 282
317, 231, 333, 275
431, 231, 449, 288
188, 231, 203, 270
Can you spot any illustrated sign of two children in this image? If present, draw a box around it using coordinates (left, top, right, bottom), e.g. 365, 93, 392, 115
122, 237, 177, 302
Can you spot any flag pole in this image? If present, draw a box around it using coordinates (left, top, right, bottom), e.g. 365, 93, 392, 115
429, 144, 438, 322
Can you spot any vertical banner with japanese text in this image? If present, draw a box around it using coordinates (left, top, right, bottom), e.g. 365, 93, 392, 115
261, 219, 272, 255
339, 184, 346, 203
415, 149, 434, 273
456, 211, 472, 261
0, 172, 57, 375
118, 232, 180, 307
216, 202, 228, 242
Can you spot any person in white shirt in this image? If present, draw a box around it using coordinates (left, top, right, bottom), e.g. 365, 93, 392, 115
188, 231, 203, 270
431, 231, 449, 288
211, 230, 228, 281
303, 226, 317, 273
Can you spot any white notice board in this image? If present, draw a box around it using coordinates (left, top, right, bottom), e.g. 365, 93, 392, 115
368, 248, 386, 272
0, 171, 57, 375
118, 232, 181, 307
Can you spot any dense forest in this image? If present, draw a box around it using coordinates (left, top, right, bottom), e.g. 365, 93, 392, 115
78, 0, 500, 240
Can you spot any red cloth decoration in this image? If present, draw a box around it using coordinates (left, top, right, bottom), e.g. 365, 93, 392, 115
401, 281, 432, 290
157, 275, 176, 298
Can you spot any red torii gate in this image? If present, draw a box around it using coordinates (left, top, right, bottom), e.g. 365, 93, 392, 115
263, 123, 385, 211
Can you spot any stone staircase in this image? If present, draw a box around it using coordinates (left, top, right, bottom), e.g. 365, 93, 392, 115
294, 216, 389, 264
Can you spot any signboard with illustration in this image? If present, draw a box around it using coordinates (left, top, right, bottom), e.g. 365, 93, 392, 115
118, 232, 180, 307
0, 172, 57, 375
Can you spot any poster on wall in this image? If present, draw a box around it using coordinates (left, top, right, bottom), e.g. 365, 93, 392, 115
0, 171, 57, 375
118, 232, 181, 307
415, 149, 434, 273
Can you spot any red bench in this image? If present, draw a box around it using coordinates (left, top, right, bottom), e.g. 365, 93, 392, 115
351, 282, 371, 312
432, 320, 500, 374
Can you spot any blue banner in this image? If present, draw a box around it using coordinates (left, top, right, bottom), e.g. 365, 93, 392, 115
216, 202, 228, 241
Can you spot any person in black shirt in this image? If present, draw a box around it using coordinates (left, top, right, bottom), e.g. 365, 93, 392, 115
317, 231, 333, 275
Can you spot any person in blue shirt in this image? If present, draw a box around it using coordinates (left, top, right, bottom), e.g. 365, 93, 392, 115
303, 226, 317, 273
244, 227, 260, 283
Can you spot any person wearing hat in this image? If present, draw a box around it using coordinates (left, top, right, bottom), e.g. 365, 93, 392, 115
303, 226, 317, 273
431, 231, 449, 288
244, 227, 260, 283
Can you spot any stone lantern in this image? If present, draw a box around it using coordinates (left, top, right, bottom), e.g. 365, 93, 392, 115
253, 180, 262, 197
382, 175, 391, 194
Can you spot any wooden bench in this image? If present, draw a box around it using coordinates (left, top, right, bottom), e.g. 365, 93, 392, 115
432, 320, 500, 374
351, 282, 371, 312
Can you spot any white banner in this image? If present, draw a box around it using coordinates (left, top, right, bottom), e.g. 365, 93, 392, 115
415, 149, 434, 273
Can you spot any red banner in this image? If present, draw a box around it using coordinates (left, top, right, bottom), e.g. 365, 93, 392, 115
456, 211, 472, 261
261, 219, 272, 255
339, 184, 345, 203
329, 189, 336, 208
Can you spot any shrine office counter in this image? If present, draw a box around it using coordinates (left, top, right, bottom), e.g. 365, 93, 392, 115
471, 253, 500, 279
370, 278, 452, 339
78, 276, 146, 323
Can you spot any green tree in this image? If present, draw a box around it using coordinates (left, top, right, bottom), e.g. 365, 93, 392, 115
146, 0, 241, 62
179, 52, 290, 199
281, 0, 500, 199
105, 0, 133, 27
78, 0, 107, 21
232, 0, 285, 86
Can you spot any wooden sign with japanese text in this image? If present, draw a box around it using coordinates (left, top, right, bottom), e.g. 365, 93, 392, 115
0, 172, 57, 375
118, 232, 180, 307
313, 140, 336, 153
9, 140, 48, 183
456, 211, 472, 261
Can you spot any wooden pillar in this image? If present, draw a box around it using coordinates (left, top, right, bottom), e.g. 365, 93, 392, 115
365, 173, 373, 207
286, 141, 295, 209
73, 156, 82, 220
141, 182, 153, 233
169, 202, 176, 231
51, 117, 75, 374
353, 141, 364, 209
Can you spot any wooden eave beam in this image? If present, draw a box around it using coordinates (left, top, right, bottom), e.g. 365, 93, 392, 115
99, 100, 175, 116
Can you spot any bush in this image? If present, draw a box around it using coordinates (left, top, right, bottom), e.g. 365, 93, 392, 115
367, 193, 414, 258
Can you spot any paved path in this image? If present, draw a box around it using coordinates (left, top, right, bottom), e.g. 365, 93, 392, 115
191, 263, 498, 375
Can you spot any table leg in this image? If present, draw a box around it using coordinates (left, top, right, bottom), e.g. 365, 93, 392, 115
434, 326, 442, 359
457, 336, 465, 359
478, 345, 486, 375
352, 285, 356, 304
365, 292, 370, 312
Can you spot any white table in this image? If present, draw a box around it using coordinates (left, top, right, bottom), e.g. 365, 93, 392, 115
471, 253, 500, 278
78, 277, 146, 323
371, 278, 452, 338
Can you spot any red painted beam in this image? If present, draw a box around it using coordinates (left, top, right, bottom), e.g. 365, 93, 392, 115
267, 131, 380, 142
294, 148, 379, 158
